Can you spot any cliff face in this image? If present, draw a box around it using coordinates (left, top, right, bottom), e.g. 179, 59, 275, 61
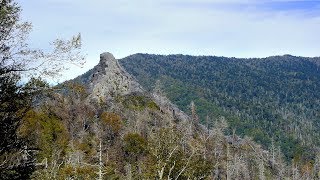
71, 52, 189, 123
86, 52, 144, 101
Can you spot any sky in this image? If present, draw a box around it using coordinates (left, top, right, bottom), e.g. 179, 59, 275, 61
17, 0, 320, 82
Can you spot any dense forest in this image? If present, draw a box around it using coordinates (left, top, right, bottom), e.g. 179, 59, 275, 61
120, 54, 320, 164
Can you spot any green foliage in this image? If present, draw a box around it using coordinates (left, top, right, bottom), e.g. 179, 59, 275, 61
62, 82, 88, 100
100, 112, 123, 134
24, 89, 318, 179
147, 100, 160, 110
123, 133, 147, 162
247, 128, 271, 147
32, 164, 97, 180
120, 95, 159, 111
59, 165, 96, 180
120, 53, 320, 163
0, 74, 36, 179
20, 110, 69, 162
1, 0, 85, 178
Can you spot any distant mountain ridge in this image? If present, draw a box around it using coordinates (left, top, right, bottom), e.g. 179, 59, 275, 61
119, 53, 320, 162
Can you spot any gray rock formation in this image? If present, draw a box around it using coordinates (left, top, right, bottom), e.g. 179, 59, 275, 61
87, 52, 144, 102
151, 92, 190, 122
70, 51, 192, 123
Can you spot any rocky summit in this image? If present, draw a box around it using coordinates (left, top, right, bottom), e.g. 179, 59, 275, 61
78, 52, 190, 122
80, 52, 145, 102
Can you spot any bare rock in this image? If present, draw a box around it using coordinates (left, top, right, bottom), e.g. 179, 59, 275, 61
88, 52, 144, 102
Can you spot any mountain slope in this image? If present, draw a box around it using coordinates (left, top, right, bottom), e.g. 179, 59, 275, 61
119, 53, 320, 162
21, 52, 307, 179
71, 52, 190, 123
19, 53, 320, 180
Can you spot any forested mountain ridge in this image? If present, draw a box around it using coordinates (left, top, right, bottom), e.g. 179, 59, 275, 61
16, 52, 319, 179
2, 0, 319, 178
119, 53, 320, 164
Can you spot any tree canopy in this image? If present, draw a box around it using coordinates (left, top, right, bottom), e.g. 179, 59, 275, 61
0, 0, 85, 178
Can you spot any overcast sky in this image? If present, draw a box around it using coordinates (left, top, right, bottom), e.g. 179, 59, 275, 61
18, 0, 320, 81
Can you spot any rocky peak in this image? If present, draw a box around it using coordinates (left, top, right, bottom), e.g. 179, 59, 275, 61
98, 52, 117, 68
71, 52, 190, 123
87, 52, 144, 102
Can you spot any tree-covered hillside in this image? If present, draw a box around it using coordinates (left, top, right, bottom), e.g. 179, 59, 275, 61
120, 54, 320, 163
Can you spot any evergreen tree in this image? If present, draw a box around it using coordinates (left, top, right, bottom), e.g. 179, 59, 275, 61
0, 0, 84, 178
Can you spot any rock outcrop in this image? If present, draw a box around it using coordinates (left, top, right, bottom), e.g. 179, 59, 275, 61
73, 52, 190, 122
87, 52, 144, 101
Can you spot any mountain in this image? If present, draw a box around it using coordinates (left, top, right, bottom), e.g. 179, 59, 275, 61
72, 52, 190, 123
20, 52, 314, 179
119, 53, 320, 163
73, 52, 144, 101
